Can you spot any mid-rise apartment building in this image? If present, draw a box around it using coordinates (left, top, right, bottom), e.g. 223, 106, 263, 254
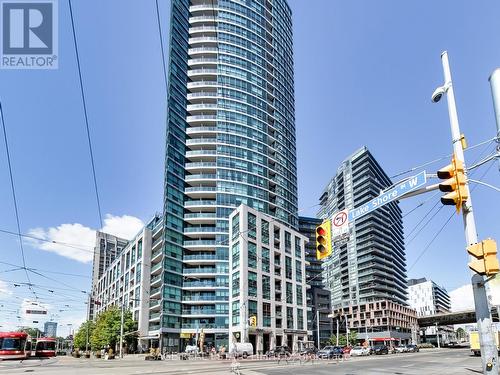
229, 205, 308, 353
408, 277, 453, 344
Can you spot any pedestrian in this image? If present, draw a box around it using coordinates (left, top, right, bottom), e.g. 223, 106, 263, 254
211, 346, 216, 359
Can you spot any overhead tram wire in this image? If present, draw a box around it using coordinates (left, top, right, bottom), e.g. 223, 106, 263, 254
0, 101, 38, 301
0, 260, 90, 279
68, 0, 103, 229
390, 136, 499, 179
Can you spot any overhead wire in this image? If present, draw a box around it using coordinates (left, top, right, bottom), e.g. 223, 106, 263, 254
68, 0, 103, 229
0, 101, 37, 301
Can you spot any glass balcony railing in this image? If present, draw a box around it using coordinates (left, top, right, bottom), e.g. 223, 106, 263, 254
185, 187, 217, 193
151, 263, 163, 273
185, 174, 217, 181
189, 26, 217, 33
184, 268, 217, 274
150, 286, 161, 295
184, 240, 217, 247
150, 274, 162, 284
187, 91, 218, 98
186, 115, 217, 121
185, 150, 217, 157
182, 309, 217, 315
181, 324, 228, 329
148, 324, 160, 331
185, 200, 216, 207
184, 227, 218, 233
185, 162, 217, 169
149, 312, 161, 320
184, 213, 217, 219
183, 282, 229, 289
186, 138, 217, 144
183, 254, 225, 261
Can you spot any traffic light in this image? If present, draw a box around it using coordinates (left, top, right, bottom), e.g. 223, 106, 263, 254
467, 238, 499, 276
249, 316, 257, 327
316, 220, 332, 260
437, 155, 468, 213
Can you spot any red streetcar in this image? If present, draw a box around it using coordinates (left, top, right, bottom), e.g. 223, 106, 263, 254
0, 332, 30, 360
34, 337, 56, 357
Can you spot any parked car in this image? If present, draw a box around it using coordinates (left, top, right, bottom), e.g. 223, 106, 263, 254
300, 347, 317, 356
405, 344, 419, 353
350, 346, 371, 356
374, 345, 389, 355
342, 346, 352, 354
317, 346, 343, 359
394, 345, 408, 353
266, 346, 291, 358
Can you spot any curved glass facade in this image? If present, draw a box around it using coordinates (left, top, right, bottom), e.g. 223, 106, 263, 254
159, 0, 298, 350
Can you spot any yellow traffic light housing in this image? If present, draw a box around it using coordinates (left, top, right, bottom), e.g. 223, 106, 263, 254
467, 238, 499, 277
316, 220, 332, 260
437, 155, 468, 213
249, 315, 257, 327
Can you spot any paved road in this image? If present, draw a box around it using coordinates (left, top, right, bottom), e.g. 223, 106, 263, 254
0, 348, 483, 374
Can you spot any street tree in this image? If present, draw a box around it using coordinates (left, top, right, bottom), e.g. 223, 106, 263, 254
74, 320, 95, 350
90, 306, 136, 351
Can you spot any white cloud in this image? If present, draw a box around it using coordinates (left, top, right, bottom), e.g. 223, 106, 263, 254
28, 214, 144, 264
450, 284, 474, 312
0, 280, 12, 295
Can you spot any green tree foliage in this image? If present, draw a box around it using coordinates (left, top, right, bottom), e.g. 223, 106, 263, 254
348, 330, 358, 345
328, 334, 347, 346
456, 327, 466, 341
73, 320, 95, 350
90, 306, 136, 350
19, 327, 43, 338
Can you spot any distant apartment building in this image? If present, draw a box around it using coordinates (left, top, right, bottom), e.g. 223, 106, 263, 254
91, 215, 162, 351
408, 277, 453, 344
88, 232, 128, 320
318, 147, 414, 344
298, 216, 332, 348
229, 205, 308, 353
44, 321, 57, 338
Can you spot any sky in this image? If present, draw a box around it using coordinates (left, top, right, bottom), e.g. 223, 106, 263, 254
1, 0, 500, 333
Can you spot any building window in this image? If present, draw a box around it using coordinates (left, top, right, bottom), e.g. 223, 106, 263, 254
286, 282, 293, 304
248, 213, 256, 240
285, 256, 292, 279
131, 246, 136, 263
138, 240, 143, 258
297, 308, 303, 330
261, 220, 269, 244
275, 305, 282, 328
296, 286, 303, 305
295, 237, 301, 258
241, 241, 254, 270
232, 271, 240, 298
262, 275, 270, 300
287, 307, 294, 329
295, 260, 302, 281
248, 271, 257, 297
285, 232, 291, 253
136, 263, 141, 283
232, 242, 240, 270
263, 302, 271, 327
262, 247, 270, 273
232, 301, 240, 326
232, 214, 240, 240
249, 300, 257, 326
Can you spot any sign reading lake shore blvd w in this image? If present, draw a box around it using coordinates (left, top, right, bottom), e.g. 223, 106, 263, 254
348, 171, 427, 222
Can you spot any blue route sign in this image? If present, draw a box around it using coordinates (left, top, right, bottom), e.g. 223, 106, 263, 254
348, 171, 427, 222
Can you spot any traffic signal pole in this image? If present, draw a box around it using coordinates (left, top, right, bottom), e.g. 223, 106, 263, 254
488, 69, 500, 171
439, 51, 498, 374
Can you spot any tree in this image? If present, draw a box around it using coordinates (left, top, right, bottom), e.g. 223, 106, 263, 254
90, 306, 136, 351
328, 334, 347, 346
74, 320, 95, 350
348, 330, 358, 345
19, 327, 43, 338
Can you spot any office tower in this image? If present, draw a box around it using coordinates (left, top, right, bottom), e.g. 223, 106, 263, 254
319, 147, 414, 344
298, 216, 332, 348
408, 277, 453, 344
44, 321, 57, 338
161, 0, 298, 351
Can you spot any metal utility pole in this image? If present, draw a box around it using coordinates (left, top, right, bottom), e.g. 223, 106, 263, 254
435, 323, 440, 349
488, 68, 500, 171
119, 302, 124, 358
336, 319, 339, 346
345, 315, 349, 346
316, 309, 320, 349
438, 51, 498, 374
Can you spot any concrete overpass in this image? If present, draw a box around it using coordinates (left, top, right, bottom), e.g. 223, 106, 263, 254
418, 307, 499, 327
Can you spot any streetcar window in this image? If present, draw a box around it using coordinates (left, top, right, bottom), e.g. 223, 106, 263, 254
0, 338, 25, 351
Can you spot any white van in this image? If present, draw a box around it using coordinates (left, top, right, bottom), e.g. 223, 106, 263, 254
231, 342, 253, 358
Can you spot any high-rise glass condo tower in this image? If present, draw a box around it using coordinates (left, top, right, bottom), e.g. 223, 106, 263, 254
318, 147, 407, 311
160, 0, 298, 351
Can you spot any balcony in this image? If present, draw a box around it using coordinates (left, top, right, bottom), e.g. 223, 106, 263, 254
189, 26, 216, 34
149, 312, 161, 321
184, 212, 217, 224
185, 162, 217, 172
150, 274, 162, 287
181, 324, 228, 330
184, 186, 217, 199
151, 248, 163, 263
187, 91, 217, 100
148, 324, 160, 331
186, 115, 217, 123
151, 262, 163, 275
183, 267, 217, 276
184, 200, 217, 212
188, 16, 217, 25
182, 308, 217, 316
187, 81, 218, 90
185, 174, 217, 183
183, 281, 229, 290
189, 37, 218, 45
150, 286, 161, 298
185, 138, 217, 147
184, 240, 217, 250
152, 236, 163, 251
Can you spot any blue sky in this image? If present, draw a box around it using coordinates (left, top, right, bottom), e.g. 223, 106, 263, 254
1, 0, 500, 332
